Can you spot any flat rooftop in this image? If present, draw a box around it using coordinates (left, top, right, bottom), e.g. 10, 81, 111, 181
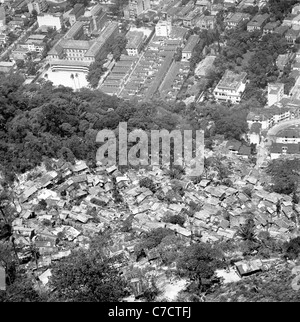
126, 31, 144, 49
216, 70, 247, 91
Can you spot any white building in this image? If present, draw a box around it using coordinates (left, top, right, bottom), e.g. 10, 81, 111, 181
267, 83, 284, 107
28, 0, 48, 14
37, 13, 63, 31
155, 20, 172, 37
247, 107, 295, 131
213, 70, 247, 104
126, 30, 144, 56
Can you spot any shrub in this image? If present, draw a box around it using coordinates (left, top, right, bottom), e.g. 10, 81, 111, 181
237, 218, 256, 242
283, 237, 300, 260
163, 214, 185, 227
139, 177, 157, 193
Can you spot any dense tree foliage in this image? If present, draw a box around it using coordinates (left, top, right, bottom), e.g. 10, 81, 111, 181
86, 59, 107, 89
177, 243, 224, 290
268, 0, 299, 21
134, 228, 174, 259
266, 159, 300, 194
0, 73, 185, 175
49, 249, 129, 302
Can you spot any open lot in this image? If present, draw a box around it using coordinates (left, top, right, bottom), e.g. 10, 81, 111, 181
41, 68, 89, 91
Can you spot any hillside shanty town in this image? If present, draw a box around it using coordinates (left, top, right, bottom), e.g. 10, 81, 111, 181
2, 0, 300, 306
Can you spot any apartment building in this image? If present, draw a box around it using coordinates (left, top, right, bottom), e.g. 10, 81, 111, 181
125, 0, 151, 19
267, 83, 284, 107
213, 70, 247, 104
37, 13, 63, 30
247, 105, 297, 131
27, 0, 48, 14
126, 30, 144, 56
155, 20, 172, 37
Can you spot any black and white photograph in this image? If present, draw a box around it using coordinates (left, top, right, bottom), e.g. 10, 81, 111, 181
0, 0, 300, 310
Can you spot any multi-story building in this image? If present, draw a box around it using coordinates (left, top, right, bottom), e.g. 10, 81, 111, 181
155, 20, 172, 37
69, 3, 85, 26
195, 0, 211, 12
247, 13, 269, 32
247, 98, 300, 130
213, 70, 247, 104
63, 21, 85, 40
196, 15, 216, 30
0, 6, 5, 28
78, 6, 107, 35
182, 35, 199, 61
8, 17, 25, 28
89, 4, 107, 32
126, 0, 151, 19
225, 12, 250, 29
19, 39, 45, 52
126, 30, 144, 56
182, 8, 201, 28
37, 13, 63, 30
267, 83, 284, 107
47, 22, 119, 72
27, 0, 48, 14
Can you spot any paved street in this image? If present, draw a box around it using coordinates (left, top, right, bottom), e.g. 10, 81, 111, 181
267, 118, 300, 137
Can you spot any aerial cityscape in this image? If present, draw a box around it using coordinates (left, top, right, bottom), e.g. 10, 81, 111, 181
1, 0, 300, 306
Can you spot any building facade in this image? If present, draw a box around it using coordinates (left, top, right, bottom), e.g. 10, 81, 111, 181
267, 83, 284, 107
27, 0, 48, 14
37, 13, 63, 30
155, 20, 172, 37
213, 70, 247, 104
69, 4, 85, 26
